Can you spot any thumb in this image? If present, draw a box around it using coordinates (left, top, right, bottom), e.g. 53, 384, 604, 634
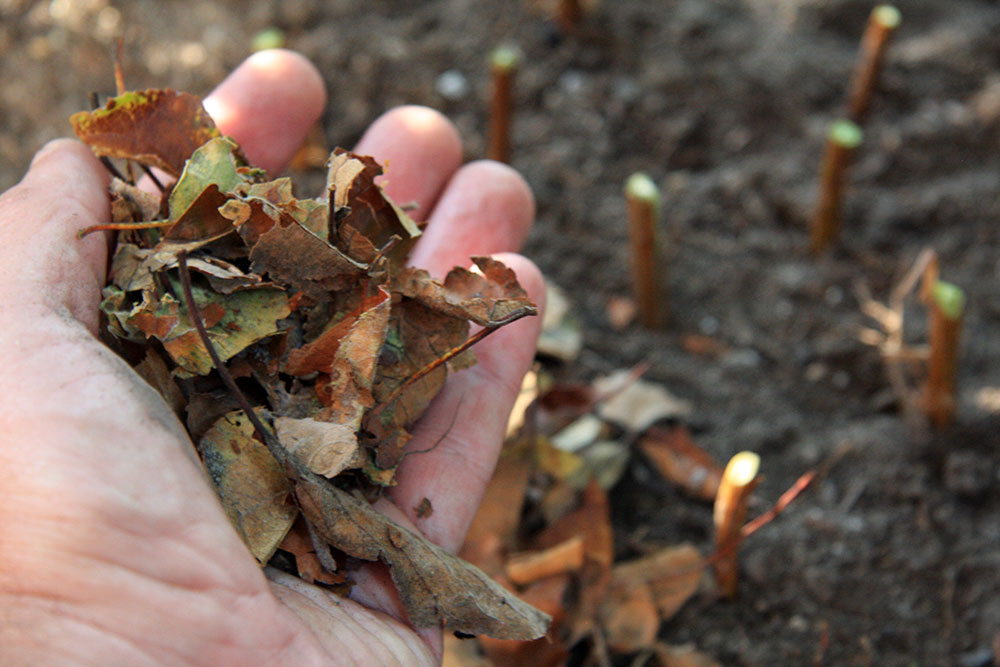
0, 139, 110, 331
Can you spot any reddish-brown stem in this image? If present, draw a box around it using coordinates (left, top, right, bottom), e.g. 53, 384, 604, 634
923, 281, 965, 428
557, 0, 583, 33
114, 36, 126, 96
375, 325, 499, 415
487, 47, 519, 164
77, 220, 172, 238
625, 173, 663, 328
848, 6, 901, 121
810, 120, 862, 254
177, 251, 280, 458
713, 451, 760, 597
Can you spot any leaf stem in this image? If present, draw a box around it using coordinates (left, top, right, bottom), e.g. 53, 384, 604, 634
177, 251, 285, 464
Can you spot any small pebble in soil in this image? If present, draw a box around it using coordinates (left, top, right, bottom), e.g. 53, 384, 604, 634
435, 69, 469, 100
957, 647, 995, 667
699, 315, 720, 335
558, 70, 586, 96
832, 370, 850, 389
722, 348, 761, 369
824, 285, 844, 306
944, 449, 993, 497
805, 362, 827, 383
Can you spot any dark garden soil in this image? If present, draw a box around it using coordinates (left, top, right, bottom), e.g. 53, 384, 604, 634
3, 0, 1000, 664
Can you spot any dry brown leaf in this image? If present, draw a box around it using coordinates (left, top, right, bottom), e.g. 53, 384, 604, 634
133, 348, 185, 415
315, 286, 391, 430
594, 370, 692, 432
639, 425, 724, 501
534, 480, 614, 643
396, 256, 537, 327
653, 642, 721, 667
274, 416, 361, 478
505, 535, 585, 586
199, 411, 297, 563
70, 89, 221, 175
598, 578, 659, 653
478, 574, 571, 667
249, 215, 367, 297
327, 149, 422, 264
443, 634, 494, 667
461, 445, 534, 573
276, 517, 345, 587
294, 472, 551, 640
612, 543, 703, 619
365, 299, 469, 452
109, 177, 162, 222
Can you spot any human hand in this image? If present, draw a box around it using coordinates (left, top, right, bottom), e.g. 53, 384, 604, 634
0, 49, 543, 665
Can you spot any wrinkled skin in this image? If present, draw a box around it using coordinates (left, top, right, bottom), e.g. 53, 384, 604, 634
0, 50, 544, 665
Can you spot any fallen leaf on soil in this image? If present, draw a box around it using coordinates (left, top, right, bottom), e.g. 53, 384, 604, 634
598, 577, 659, 653
461, 444, 534, 573
443, 634, 494, 667
478, 574, 571, 667
639, 425, 724, 501
606, 294, 637, 330
653, 642, 721, 667
611, 543, 703, 619
594, 370, 693, 431
505, 535, 585, 586
199, 411, 297, 564
537, 282, 582, 361
534, 480, 614, 642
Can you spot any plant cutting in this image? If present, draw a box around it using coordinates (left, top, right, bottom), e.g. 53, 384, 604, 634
487, 44, 520, 164
848, 5, 901, 121
624, 172, 664, 327
810, 119, 862, 254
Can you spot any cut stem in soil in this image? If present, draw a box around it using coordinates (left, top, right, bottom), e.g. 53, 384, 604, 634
624, 172, 664, 328
848, 5, 901, 121
923, 280, 965, 428
487, 45, 519, 164
810, 119, 862, 254
713, 450, 760, 598
557, 0, 583, 33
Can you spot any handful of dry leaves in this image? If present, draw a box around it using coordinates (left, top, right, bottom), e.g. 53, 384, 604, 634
69, 88, 548, 640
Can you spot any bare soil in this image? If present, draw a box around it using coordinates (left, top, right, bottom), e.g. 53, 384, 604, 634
3, 0, 1000, 664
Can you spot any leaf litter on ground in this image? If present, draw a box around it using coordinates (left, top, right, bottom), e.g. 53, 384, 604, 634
71, 88, 548, 641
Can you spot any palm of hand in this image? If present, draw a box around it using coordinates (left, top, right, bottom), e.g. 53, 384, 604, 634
0, 50, 542, 665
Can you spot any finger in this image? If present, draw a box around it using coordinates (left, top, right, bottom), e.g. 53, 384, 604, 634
354, 106, 463, 221
0, 139, 110, 330
407, 160, 534, 277
203, 49, 326, 174
388, 254, 546, 553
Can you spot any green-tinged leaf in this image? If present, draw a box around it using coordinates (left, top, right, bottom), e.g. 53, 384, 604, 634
70, 89, 220, 176
127, 278, 290, 375
168, 136, 246, 219
200, 410, 297, 563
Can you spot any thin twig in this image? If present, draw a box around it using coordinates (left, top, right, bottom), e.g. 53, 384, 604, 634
139, 163, 166, 193
77, 220, 172, 238
89, 91, 129, 183
373, 325, 501, 414
177, 251, 280, 457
